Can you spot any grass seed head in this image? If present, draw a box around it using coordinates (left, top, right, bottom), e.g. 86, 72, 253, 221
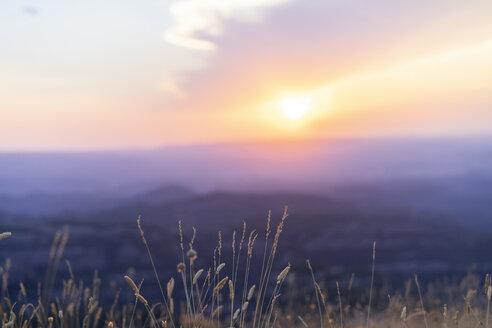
0, 232, 11, 241
177, 262, 186, 273
233, 308, 240, 320
229, 279, 234, 300
187, 249, 197, 261
135, 293, 149, 306
277, 264, 291, 284
216, 263, 226, 274
247, 285, 256, 301
167, 278, 175, 298
124, 276, 138, 293
212, 305, 223, 318
400, 306, 407, 321
213, 277, 229, 296
466, 289, 476, 303
193, 269, 204, 285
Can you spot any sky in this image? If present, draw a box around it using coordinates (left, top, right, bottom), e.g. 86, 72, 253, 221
1, 0, 492, 151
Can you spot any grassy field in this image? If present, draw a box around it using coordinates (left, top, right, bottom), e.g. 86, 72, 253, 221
1, 210, 491, 328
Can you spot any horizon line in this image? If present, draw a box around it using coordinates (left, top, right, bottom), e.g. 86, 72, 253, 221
1, 134, 491, 154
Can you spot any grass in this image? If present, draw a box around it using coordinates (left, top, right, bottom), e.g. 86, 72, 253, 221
0, 232, 11, 241
1, 212, 492, 328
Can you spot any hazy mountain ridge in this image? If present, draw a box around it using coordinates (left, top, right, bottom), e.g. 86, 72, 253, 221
2, 138, 492, 217
1, 138, 491, 194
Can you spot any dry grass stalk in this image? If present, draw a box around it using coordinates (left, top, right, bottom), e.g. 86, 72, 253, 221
137, 216, 175, 327
307, 259, 325, 328
487, 285, 492, 328
336, 281, 343, 328
414, 274, 429, 328
366, 241, 376, 328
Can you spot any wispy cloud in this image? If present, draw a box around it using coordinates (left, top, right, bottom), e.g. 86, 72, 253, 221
22, 6, 40, 16
164, 0, 290, 51
159, 78, 187, 100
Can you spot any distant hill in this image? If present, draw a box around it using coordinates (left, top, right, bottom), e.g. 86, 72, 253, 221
1, 137, 491, 195
2, 189, 492, 302
0, 185, 194, 216
1, 137, 492, 216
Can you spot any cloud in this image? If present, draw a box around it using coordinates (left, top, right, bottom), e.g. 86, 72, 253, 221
159, 78, 187, 100
164, 0, 291, 51
166, 0, 492, 113
23, 6, 40, 16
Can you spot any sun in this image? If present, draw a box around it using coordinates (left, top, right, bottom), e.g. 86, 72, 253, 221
277, 96, 312, 120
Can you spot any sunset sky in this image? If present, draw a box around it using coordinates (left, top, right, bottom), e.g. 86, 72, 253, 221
1, 0, 492, 151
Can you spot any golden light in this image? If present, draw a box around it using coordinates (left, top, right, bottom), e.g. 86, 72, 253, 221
277, 96, 312, 120
259, 90, 331, 133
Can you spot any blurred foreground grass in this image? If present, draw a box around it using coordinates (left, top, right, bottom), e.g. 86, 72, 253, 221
1, 211, 491, 328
